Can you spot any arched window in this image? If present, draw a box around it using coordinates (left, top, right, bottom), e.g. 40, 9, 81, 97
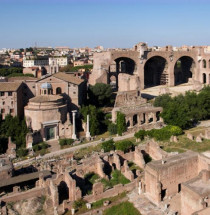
203, 59, 206, 68
56, 87, 62, 94
203, 73, 206, 84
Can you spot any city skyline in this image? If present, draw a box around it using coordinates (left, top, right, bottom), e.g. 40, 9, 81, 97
1, 0, 210, 49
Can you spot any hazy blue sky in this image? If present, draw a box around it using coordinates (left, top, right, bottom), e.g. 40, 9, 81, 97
0, 0, 210, 48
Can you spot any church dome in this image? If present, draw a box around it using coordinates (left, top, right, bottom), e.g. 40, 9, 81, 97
41, 82, 52, 89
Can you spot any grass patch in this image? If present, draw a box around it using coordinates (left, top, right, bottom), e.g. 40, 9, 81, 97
100, 170, 130, 189
92, 192, 127, 209
103, 201, 141, 215
66, 193, 127, 215
128, 161, 143, 172
74, 144, 102, 160
161, 134, 210, 153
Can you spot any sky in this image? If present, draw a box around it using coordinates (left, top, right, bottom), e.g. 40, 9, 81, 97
0, 0, 210, 49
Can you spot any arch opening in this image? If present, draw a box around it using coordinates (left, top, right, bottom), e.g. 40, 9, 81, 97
58, 181, 69, 204
108, 57, 136, 91
56, 87, 62, 95
144, 56, 168, 88
203, 73, 207, 84
174, 56, 195, 86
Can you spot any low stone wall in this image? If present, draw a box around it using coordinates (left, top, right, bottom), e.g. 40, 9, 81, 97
145, 140, 168, 160
0, 187, 45, 203
83, 180, 138, 203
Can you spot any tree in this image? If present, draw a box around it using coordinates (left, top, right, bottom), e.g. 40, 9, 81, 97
101, 139, 115, 152
115, 140, 133, 153
88, 83, 112, 107
0, 115, 28, 148
80, 105, 101, 136
108, 123, 117, 135
154, 87, 210, 129
116, 112, 126, 136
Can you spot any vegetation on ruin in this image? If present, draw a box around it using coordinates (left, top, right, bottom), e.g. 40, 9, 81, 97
73, 144, 102, 160
128, 161, 143, 173
103, 201, 141, 215
59, 138, 74, 147
116, 112, 126, 136
88, 83, 113, 107
115, 140, 133, 153
33, 142, 49, 156
101, 139, 115, 152
101, 139, 134, 153
134, 125, 183, 141
0, 114, 28, 156
154, 86, 210, 129
161, 134, 210, 153
108, 123, 117, 135
68, 192, 127, 215
100, 170, 130, 189
73, 199, 87, 211
83, 172, 101, 195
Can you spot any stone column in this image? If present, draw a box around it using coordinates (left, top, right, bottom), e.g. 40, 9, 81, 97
145, 114, 149, 124
138, 181, 142, 195
137, 114, 141, 126
86, 114, 91, 139
72, 110, 77, 140
153, 112, 157, 123
130, 116, 134, 128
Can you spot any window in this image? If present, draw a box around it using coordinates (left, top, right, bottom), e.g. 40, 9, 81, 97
11, 101, 13, 105
0, 92, 5, 96
8, 92, 12, 96
10, 109, 14, 114
2, 101, 5, 105
73, 92, 76, 94
1, 109, 5, 113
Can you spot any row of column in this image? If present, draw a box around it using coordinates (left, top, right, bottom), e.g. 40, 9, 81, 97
125, 112, 162, 128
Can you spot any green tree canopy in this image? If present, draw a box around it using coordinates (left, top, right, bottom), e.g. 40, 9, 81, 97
88, 83, 112, 107
154, 86, 210, 129
116, 112, 126, 136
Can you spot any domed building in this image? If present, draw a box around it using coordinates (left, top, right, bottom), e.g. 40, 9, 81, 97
24, 82, 72, 144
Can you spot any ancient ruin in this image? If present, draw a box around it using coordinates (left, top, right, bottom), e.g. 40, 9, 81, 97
112, 90, 163, 132
89, 42, 210, 91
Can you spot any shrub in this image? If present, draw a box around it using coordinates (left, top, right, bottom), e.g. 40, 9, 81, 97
108, 123, 117, 135
134, 129, 146, 140
115, 140, 133, 153
102, 139, 115, 152
17, 148, 28, 157
59, 138, 74, 146
146, 125, 183, 141
73, 199, 87, 210
33, 142, 49, 152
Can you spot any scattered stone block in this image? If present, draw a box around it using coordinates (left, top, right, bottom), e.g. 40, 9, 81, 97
196, 135, 202, 143
187, 133, 194, 141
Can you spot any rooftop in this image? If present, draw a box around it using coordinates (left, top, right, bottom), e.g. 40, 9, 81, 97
0, 82, 22, 92
0, 170, 51, 188
29, 95, 63, 103
146, 151, 198, 171
53, 72, 84, 85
